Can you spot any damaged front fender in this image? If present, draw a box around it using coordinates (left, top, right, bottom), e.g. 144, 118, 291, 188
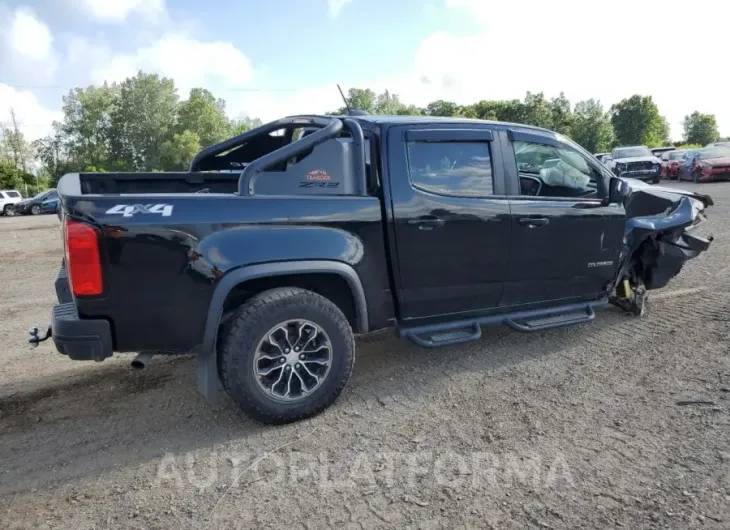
612, 189, 713, 312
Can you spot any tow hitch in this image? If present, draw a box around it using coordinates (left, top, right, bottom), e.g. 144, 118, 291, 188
28, 325, 52, 347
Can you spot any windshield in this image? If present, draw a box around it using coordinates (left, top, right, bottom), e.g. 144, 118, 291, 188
32, 191, 47, 200
698, 147, 730, 160
612, 147, 653, 159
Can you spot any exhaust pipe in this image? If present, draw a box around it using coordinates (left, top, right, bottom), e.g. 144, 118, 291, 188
131, 351, 154, 370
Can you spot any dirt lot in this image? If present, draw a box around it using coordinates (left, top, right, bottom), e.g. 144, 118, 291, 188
1, 182, 729, 529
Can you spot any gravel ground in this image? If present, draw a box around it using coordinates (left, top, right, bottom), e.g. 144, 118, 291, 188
1, 182, 728, 529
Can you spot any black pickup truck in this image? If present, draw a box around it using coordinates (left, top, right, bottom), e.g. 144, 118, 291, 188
30, 114, 713, 423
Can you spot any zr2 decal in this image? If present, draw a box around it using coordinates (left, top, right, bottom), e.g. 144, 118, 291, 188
105, 204, 174, 217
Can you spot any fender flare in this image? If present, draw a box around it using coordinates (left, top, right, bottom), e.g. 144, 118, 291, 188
202, 260, 369, 356
197, 260, 369, 403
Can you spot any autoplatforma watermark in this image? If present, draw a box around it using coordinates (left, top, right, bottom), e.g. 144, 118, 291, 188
153, 450, 575, 492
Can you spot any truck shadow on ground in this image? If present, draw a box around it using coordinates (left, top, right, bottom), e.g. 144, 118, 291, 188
0, 307, 632, 496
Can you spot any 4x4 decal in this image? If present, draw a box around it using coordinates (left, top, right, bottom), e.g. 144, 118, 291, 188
105, 204, 173, 217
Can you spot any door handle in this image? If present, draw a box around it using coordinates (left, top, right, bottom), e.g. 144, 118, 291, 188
519, 217, 549, 227
408, 216, 445, 230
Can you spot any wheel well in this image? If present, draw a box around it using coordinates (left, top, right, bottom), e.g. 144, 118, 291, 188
220, 273, 359, 331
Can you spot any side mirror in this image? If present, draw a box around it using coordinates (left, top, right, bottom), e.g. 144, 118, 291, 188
607, 177, 628, 204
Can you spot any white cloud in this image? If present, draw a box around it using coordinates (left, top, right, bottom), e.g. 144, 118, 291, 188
0, 84, 62, 141
328, 0, 353, 18
77, 0, 165, 23
91, 34, 254, 97
440, 0, 730, 140
2, 6, 56, 75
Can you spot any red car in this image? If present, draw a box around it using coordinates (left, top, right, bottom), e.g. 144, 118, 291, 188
660, 150, 686, 180
681, 147, 730, 182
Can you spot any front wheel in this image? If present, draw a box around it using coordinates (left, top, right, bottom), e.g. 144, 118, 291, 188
218, 287, 355, 424
30, 204, 41, 215
652, 175, 661, 184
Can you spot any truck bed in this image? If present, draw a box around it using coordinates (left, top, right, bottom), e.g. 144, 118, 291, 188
77, 172, 240, 195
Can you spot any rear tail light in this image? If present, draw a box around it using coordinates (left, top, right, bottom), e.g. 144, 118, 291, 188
65, 219, 102, 296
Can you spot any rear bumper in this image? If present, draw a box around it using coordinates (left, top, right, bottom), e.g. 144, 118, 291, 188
43, 265, 113, 361
51, 303, 113, 361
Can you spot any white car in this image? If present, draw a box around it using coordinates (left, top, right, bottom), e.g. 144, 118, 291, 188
0, 190, 23, 216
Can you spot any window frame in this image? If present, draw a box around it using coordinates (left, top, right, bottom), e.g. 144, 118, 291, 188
403, 128, 503, 199
505, 129, 609, 202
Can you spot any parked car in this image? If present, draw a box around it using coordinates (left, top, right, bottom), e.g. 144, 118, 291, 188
607, 146, 662, 183
680, 146, 730, 182
14, 189, 58, 215
0, 189, 23, 216
651, 146, 676, 158
706, 141, 730, 148
29, 115, 713, 423
660, 150, 687, 180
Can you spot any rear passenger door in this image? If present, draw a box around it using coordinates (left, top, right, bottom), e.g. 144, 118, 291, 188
387, 126, 512, 320
500, 129, 625, 307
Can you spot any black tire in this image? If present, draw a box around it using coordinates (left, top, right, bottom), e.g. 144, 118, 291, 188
30, 204, 41, 215
218, 287, 355, 424
2, 205, 12, 216
652, 175, 660, 184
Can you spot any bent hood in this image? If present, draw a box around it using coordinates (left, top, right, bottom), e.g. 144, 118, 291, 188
620, 177, 713, 213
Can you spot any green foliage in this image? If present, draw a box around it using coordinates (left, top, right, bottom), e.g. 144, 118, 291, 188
161, 130, 202, 171
674, 143, 702, 150
177, 88, 231, 148
683, 112, 719, 146
109, 72, 179, 171
610, 95, 669, 147
0, 162, 35, 192
230, 117, 263, 136
571, 99, 614, 154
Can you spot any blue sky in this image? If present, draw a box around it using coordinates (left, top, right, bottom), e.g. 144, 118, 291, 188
1, 0, 728, 142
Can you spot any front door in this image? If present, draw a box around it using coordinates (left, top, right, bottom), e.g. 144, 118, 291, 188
501, 130, 625, 307
387, 126, 512, 320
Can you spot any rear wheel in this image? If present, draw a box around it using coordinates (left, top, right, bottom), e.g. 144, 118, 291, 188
2, 205, 14, 216
218, 287, 355, 424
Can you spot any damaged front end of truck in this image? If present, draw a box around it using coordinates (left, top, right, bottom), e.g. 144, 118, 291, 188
609, 180, 713, 315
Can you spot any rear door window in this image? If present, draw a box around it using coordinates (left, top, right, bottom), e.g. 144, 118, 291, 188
6, 191, 20, 198
406, 141, 494, 197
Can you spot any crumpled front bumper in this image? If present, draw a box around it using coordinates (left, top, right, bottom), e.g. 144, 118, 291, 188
29, 265, 113, 361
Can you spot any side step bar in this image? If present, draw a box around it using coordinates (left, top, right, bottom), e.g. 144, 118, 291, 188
399, 298, 607, 348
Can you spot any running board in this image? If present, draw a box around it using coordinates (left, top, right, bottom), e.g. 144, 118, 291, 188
399, 298, 606, 348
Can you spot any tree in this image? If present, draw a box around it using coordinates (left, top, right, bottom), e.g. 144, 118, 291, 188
160, 130, 202, 171
610, 95, 669, 147
550, 93, 574, 136
683, 112, 719, 146
1, 109, 35, 172
109, 71, 179, 171
33, 125, 74, 186
425, 100, 461, 117
58, 84, 117, 170
178, 88, 232, 148
522, 92, 554, 130
230, 117, 263, 136
571, 99, 614, 153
